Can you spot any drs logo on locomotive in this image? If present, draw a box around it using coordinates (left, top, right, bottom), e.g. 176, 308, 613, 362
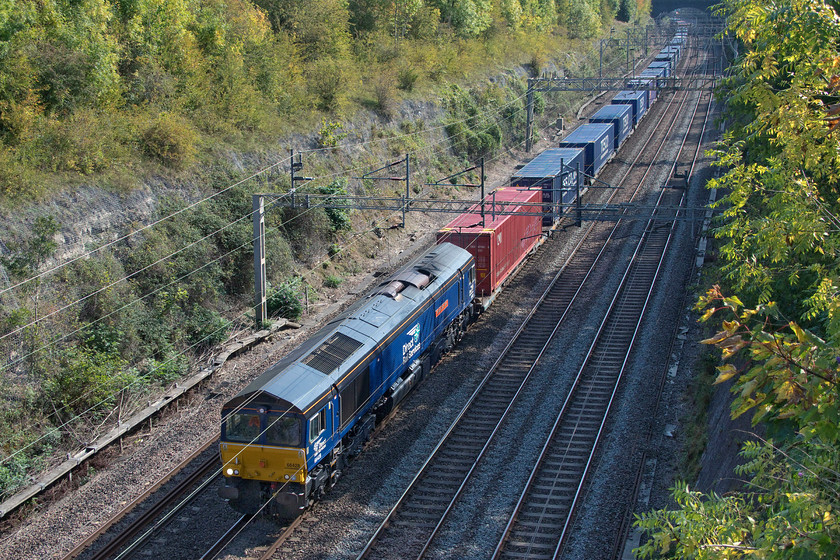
402, 324, 421, 363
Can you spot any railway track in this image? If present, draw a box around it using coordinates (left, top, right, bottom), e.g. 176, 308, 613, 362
62, 27, 718, 560
493, 41, 716, 560
349, 40, 712, 560
59, 437, 219, 560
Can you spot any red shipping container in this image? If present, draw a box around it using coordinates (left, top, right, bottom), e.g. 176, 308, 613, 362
437, 187, 542, 297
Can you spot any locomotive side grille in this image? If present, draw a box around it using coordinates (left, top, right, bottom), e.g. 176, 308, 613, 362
302, 332, 363, 374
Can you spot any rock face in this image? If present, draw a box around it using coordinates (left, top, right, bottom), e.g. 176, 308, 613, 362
0, 181, 172, 265
695, 378, 759, 494
0, 97, 448, 269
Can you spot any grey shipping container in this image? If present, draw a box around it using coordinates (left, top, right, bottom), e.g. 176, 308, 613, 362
661, 45, 681, 62
612, 90, 648, 125
558, 123, 614, 180
589, 104, 632, 149
511, 148, 585, 226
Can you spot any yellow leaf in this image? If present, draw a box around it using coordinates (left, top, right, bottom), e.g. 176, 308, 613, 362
700, 307, 718, 321
702, 331, 732, 345
715, 364, 738, 384
789, 321, 807, 342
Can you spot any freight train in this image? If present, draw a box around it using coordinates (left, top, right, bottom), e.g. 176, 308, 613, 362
218, 29, 685, 517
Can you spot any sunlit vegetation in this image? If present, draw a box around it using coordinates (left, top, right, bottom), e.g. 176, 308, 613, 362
0, 0, 652, 501
635, 0, 840, 557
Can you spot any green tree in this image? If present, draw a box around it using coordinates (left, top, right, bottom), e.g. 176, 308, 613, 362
635, 0, 840, 557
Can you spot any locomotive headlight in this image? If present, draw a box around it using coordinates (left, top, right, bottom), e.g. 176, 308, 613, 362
226, 468, 234, 475
284, 474, 290, 480
234, 469, 239, 475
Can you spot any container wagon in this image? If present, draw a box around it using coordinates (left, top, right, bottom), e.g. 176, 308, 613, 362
626, 77, 658, 104
654, 52, 677, 73
612, 90, 648, 126
437, 187, 543, 298
660, 45, 681, 63
510, 148, 585, 227
640, 67, 668, 90
557, 123, 615, 180
589, 104, 633, 149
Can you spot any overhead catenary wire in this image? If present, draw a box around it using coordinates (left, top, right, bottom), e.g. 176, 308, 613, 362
0, 83, 537, 351
0, 113, 544, 454
0, 85, 534, 302
0, 26, 644, 470
0, 82, 540, 358
0, 103, 569, 468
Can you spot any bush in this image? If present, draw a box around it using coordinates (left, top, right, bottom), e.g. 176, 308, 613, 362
397, 66, 419, 91
141, 113, 198, 168
36, 109, 130, 174
185, 306, 232, 349
317, 118, 348, 148
374, 74, 398, 118
317, 178, 352, 232
267, 278, 303, 320
0, 451, 36, 501
43, 348, 141, 419
308, 58, 350, 112
143, 354, 189, 385
324, 274, 344, 288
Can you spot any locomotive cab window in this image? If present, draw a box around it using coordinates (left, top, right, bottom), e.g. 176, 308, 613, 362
266, 415, 301, 447
309, 408, 326, 442
225, 412, 261, 443
469, 267, 475, 284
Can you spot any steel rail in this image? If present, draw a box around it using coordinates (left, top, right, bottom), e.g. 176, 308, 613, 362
491, 40, 714, 560
60, 435, 219, 560
607, 36, 718, 560
198, 513, 253, 560
354, 42, 701, 560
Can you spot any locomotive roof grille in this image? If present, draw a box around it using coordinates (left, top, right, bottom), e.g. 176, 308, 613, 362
301, 332, 363, 375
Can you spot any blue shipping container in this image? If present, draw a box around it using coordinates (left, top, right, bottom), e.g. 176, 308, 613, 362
612, 90, 648, 125
654, 53, 676, 73
661, 45, 681, 62
589, 104, 632, 149
511, 148, 585, 225
558, 123, 614, 180
630, 76, 658, 103
647, 61, 671, 77
641, 67, 668, 89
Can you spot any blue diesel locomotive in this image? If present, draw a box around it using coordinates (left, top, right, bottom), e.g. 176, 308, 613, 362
219, 242, 476, 516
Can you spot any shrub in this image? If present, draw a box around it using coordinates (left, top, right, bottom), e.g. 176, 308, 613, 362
0, 147, 39, 199
42, 348, 140, 419
143, 354, 188, 385
141, 113, 198, 168
308, 58, 349, 112
37, 109, 130, 174
267, 278, 303, 320
185, 306, 232, 349
324, 274, 344, 288
317, 178, 352, 232
397, 66, 419, 91
317, 118, 348, 148
374, 74, 398, 118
